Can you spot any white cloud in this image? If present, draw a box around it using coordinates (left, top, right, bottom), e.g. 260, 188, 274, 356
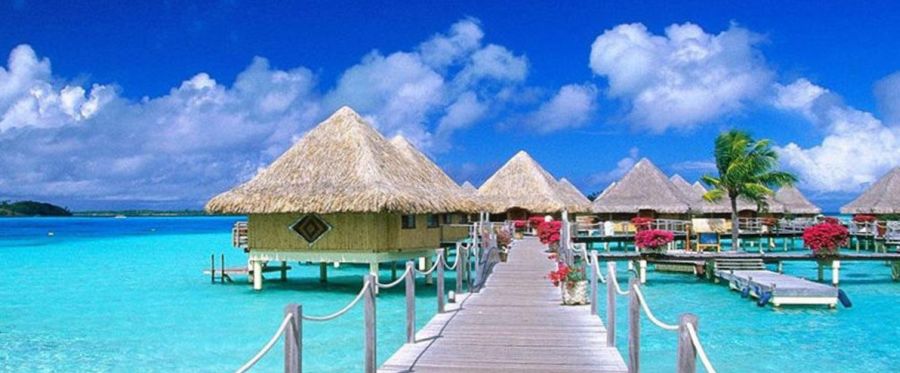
589, 22, 772, 131
588, 147, 639, 186
0, 19, 562, 208
874, 71, 900, 125
522, 83, 597, 133
775, 78, 900, 193
671, 160, 717, 172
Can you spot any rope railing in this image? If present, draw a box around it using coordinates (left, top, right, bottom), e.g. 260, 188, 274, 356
302, 279, 371, 322
376, 267, 412, 289
686, 323, 717, 373
587, 258, 716, 373
234, 227, 498, 373
631, 285, 679, 331
415, 251, 443, 276
235, 314, 295, 373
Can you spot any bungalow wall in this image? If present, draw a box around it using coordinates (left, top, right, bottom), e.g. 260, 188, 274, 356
248, 213, 442, 252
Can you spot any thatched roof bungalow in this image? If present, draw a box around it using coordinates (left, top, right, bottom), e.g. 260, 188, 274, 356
671, 175, 759, 215
841, 167, 900, 215
592, 159, 690, 218
773, 185, 821, 216
478, 151, 588, 220
206, 106, 472, 289
389, 135, 474, 241
557, 178, 592, 212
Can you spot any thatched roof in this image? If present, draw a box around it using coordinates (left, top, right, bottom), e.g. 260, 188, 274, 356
841, 167, 900, 214
592, 159, 690, 214
674, 175, 760, 214
670, 174, 704, 211
461, 181, 478, 194
206, 106, 475, 214
773, 185, 820, 215
598, 182, 616, 199
478, 151, 588, 213
557, 178, 593, 212
389, 135, 482, 211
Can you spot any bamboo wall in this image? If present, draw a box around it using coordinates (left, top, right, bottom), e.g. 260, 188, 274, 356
248, 213, 441, 252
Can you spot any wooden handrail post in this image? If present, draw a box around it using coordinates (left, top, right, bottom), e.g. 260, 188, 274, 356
456, 246, 465, 294
284, 303, 301, 373
590, 251, 599, 316
628, 277, 639, 373
364, 275, 376, 373
606, 261, 617, 348
405, 260, 416, 343
437, 249, 445, 313
676, 313, 698, 373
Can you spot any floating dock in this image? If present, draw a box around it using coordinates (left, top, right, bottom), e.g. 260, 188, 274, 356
716, 269, 839, 307
380, 237, 627, 373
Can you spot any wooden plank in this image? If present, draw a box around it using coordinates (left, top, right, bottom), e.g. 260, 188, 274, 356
379, 237, 627, 372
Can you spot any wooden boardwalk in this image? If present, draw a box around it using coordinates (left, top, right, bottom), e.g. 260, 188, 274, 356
380, 237, 627, 373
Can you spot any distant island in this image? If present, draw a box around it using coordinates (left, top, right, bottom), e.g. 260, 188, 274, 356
73, 209, 212, 217
0, 200, 73, 217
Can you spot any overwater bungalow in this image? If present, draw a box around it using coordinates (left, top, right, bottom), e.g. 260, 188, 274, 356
389, 135, 473, 243
478, 151, 589, 221
773, 185, 821, 216
205, 107, 474, 290
557, 178, 592, 212
841, 167, 900, 215
592, 158, 690, 220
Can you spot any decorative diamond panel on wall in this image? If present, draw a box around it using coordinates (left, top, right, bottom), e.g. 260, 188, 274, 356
290, 214, 331, 245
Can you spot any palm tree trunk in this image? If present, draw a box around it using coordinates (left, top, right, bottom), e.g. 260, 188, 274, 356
730, 196, 739, 250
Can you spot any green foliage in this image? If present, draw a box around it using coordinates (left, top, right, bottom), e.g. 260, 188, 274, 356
0, 200, 72, 217
586, 191, 600, 201
702, 130, 798, 207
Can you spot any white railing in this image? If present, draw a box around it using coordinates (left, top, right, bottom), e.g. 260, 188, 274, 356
586, 251, 717, 373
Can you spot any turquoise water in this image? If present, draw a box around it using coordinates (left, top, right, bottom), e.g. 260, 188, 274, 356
0, 217, 453, 372
1, 217, 898, 372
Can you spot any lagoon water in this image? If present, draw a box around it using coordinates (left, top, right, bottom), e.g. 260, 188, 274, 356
1, 217, 897, 372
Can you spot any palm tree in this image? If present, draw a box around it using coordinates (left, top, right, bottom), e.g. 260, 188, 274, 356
701, 130, 797, 250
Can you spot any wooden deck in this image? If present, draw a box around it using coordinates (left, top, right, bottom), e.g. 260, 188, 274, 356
380, 237, 627, 373
716, 269, 839, 307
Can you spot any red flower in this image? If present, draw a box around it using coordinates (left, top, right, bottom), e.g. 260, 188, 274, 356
803, 222, 848, 255
514, 220, 527, 229
635, 229, 674, 250
631, 217, 654, 231
853, 214, 876, 223
537, 220, 562, 245
821, 217, 841, 225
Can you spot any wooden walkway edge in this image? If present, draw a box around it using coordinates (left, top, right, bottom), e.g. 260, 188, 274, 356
380, 237, 627, 372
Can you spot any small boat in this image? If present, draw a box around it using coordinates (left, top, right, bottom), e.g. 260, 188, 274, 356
114, 215, 127, 219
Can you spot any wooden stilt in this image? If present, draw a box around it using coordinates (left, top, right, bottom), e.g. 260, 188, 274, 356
391, 261, 397, 281
252, 260, 263, 291
319, 262, 328, 283
817, 263, 824, 282
370, 261, 380, 295
221, 254, 226, 284
210, 254, 215, 284
424, 256, 433, 285
280, 261, 288, 282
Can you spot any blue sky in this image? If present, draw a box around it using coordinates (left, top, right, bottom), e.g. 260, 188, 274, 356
1, 0, 899, 211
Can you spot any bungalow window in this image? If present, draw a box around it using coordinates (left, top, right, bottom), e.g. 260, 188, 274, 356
427, 214, 440, 228
401, 214, 416, 229
441, 213, 452, 225
460, 214, 470, 224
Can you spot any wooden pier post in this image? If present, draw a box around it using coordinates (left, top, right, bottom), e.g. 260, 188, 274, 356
284, 303, 301, 373
832, 260, 840, 286
252, 260, 263, 291
221, 254, 226, 284
391, 261, 397, 281
628, 277, 639, 373
210, 254, 215, 284
590, 251, 599, 316
639, 260, 647, 284
437, 249, 445, 313
676, 313, 698, 373
364, 274, 376, 373
370, 262, 380, 295
456, 246, 465, 294
817, 263, 824, 282
607, 261, 617, 348
319, 262, 327, 283
280, 261, 288, 282
424, 256, 433, 285
405, 261, 416, 343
